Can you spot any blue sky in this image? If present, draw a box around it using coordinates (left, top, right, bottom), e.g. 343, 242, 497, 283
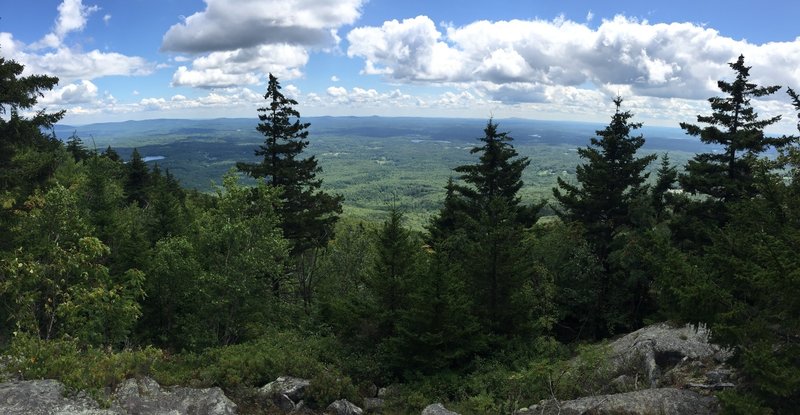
2, 0, 799, 132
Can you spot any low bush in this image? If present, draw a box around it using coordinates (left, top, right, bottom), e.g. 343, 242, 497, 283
6, 333, 162, 399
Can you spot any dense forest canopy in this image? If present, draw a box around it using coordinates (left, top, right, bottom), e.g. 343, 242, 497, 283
1, 53, 799, 414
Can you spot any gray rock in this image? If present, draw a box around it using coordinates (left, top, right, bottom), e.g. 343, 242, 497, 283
421, 403, 460, 415
327, 399, 363, 415
516, 388, 718, 415
111, 376, 237, 415
363, 397, 384, 412
260, 376, 310, 401
608, 322, 731, 388
0, 379, 114, 415
0, 377, 237, 415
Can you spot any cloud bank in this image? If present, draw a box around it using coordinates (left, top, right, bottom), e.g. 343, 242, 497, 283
347, 15, 800, 103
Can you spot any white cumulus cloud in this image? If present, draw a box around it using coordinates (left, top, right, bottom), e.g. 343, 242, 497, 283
161, 0, 361, 88
40, 80, 99, 105
347, 15, 800, 103
170, 44, 308, 88
161, 0, 365, 53
0, 1, 153, 84
31, 0, 100, 49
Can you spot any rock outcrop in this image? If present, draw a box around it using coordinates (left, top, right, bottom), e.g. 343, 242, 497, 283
259, 376, 311, 412
0, 377, 236, 415
516, 388, 719, 415
112, 377, 236, 414
421, 403, 460, 415
327, 399, 363, 415
607, 322, 732, 389
0, 379, 113, 415
515, 322, 734, 415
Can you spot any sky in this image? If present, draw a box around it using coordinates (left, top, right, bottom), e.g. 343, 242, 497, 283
2, 0, 800, 133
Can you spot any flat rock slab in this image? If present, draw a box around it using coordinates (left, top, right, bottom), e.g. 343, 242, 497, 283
112, 377, 237, 415
0, 377, 237, 415
0, 379, 114, 415
517, 388, 719, 415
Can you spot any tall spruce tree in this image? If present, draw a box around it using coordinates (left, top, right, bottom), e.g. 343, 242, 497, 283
453, 120, 537, 227
680, 55, 788, 203
553, 97, 656, 262
237, 74, 342, 254
433, 120, 540, 337
552, 97, 656, 338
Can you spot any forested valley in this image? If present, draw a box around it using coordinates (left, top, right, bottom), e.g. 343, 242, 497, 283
1, 52, 798, 414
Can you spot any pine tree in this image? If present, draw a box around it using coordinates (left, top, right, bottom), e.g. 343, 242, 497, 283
553, 97, 656, 262
124, 148, 150, 207
680, 55, 788, 203
237, 74, 342, 254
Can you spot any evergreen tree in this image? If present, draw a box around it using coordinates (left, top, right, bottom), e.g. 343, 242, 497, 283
125, 148, 150, 208
427, 177, 467, 246
553, 97, 656, 263
661, 87, 800, 414
370, 208, 417, 341
388, 246, 483, 376
145, 165, 188, 243
102, 145, 122, 162
680, 55, 788, 203
0, 55, 64, 186
453, 120, 537, 226
552, 97, 656, 338
651, 154, 678, 219
434, 120, 541, 337
237, 74, 342, 254
0, 54, 65, 250
65, 131, 90, 162
79, 155, 125, 243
